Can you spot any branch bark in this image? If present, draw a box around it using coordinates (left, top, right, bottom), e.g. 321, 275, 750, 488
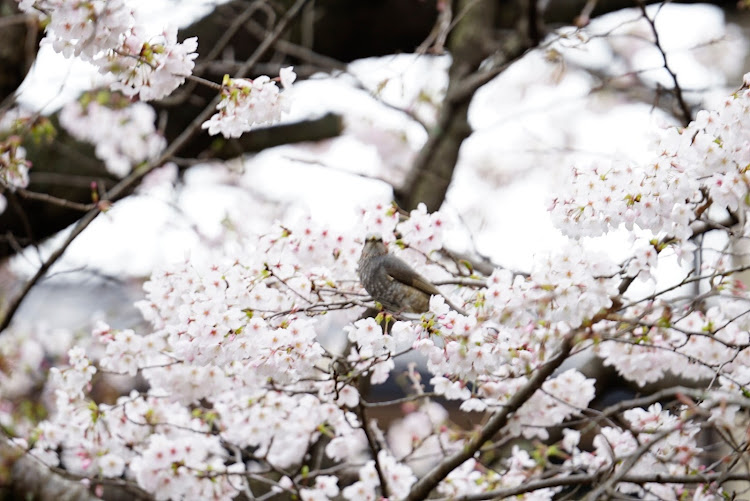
396, 1, 532, 212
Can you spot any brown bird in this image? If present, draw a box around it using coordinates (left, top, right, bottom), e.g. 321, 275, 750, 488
357, 234, 466, 314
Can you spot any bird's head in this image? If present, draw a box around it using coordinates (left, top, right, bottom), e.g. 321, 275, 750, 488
361, 233, 388, 258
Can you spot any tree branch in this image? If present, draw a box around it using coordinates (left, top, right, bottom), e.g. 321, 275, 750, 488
396, 0, 529, 212
457, 471, 750, 501
404, 331, 575, 500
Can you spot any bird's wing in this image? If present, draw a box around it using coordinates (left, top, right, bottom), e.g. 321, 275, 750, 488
382, 258, 441, 296
384, 256, 468, 315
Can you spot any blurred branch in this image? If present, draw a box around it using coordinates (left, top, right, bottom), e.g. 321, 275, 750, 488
0, 1, 39, 104
527, 0, 544, 45
211, 112, 343, 159
242, 17, 347, 72
396, 0, 496, 212
2, 436, 151, 501
6, 185, 94, 212
195, 61, 324, 79
356, 403, 390, 498
416, 0, 452, 54
397, 0, 531, 212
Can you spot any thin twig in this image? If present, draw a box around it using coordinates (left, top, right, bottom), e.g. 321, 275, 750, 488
11, 185, 94, 211
636, 0, 692, 126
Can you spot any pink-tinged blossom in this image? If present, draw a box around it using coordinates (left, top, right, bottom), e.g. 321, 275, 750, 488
98, 453, 125, 478
335, 384, 360, 408
342, 452, 416, 500
379, 450, 418, 498
202, 68, 296, 138
49, 347, 96, 399
396, 202, 448, 254
0, 108, 36, 193
387, 403, 451, 466
346, 317, 385, 349
300, 476, 340, 501
131, 433, 245, 500
431, 376, 471, 400
279, 66, 297, 89
358, 201, 400, 237
625, 244, 659, 281
506, 370, 595, 440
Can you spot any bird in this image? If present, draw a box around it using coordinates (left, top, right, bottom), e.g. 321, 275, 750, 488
357, 234, 466, 315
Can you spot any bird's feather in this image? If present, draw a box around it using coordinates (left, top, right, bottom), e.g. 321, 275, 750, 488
382, 258, 441, 296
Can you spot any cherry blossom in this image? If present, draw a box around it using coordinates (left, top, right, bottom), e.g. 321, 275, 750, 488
18, 1, 197, 101
106, 26, 198, 101
202, 69, 297, 138
9, 3, 750, 496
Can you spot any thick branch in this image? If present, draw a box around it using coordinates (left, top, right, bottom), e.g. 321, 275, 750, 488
404, 332, 575, 500
396, 1, 528, 212
212, 113, 343, 160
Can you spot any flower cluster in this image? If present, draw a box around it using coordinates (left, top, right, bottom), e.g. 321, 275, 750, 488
202, 68, 297, 138
10, 190, 750, 500
30, 382, 246, 500
14, 71, 750, 499
18, 0, 197, 101
594, 299, 750, 386
550, 84, 750, 242
342, 451, 417, 500
60, 95, 165, 177
437, 402, 716, 501
9, 204, 463, 498
300, 475, 340, 501
0, 107, 58, 213
438, 449, 556, 499
561, 403, 713, 499
0, 135, 30, 190
0, 324, 74, 439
